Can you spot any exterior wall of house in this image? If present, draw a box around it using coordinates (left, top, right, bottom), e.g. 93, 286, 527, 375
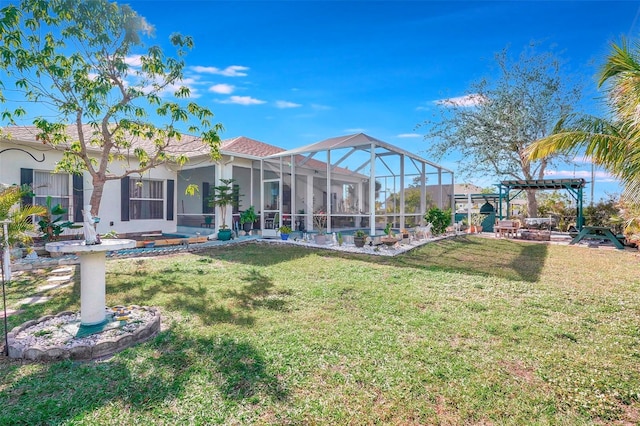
0, 140, 178, 236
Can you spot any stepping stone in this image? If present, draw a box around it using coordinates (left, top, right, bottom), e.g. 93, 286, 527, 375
47, 274, 72, 282
0, 308, 23, 318
18, 296, 51, 306
51, 266, 73, 274
38, 283, 72, 291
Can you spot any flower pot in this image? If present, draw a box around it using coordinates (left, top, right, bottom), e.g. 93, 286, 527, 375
217, 229, 233, 241
381, 237, 398, 247
242, 222, 252, 232
314, 234, 327, 245
354, 236, 366, 248
281, 233, 290, 241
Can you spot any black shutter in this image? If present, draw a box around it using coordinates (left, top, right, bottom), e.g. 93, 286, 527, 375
72, 174, 84, 223
202, 182, 212, 213
20, 168, 33, 206
166, 179, 174, 221
121, 176, 130, 221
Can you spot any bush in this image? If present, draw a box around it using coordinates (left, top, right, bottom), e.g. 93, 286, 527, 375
425, 207, 452, 235
584, 195, 623, 234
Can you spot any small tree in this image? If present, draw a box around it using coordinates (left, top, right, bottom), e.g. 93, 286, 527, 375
420, 44, 580, 217
208, 179, 241, 229
0, 1, 223, 216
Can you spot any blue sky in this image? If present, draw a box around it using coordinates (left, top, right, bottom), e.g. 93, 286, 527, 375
8, 1, 640, 201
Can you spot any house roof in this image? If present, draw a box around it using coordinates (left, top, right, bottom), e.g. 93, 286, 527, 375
1, 125, 284, 160
220, 136, 285, 158
2, 124, 206, 157
1, 127, 445, 181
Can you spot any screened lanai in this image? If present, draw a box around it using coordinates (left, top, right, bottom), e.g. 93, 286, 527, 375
260, 133, 454, 236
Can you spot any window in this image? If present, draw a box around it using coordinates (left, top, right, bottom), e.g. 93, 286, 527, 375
33, 171, 71, 218
130, 179, 163, 220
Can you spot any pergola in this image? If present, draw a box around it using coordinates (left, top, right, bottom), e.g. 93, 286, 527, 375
260, 133, 454, 236
497, 178, 587, 229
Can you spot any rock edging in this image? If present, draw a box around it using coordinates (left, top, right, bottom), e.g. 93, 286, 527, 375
7, 306, 160, 361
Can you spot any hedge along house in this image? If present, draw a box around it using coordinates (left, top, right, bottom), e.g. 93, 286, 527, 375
260, 133, 455, 237
1, 127, 453, 238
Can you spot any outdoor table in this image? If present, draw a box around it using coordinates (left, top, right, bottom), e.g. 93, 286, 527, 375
569, 226, 624, 249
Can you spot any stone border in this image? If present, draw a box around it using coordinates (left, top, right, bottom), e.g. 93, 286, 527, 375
7, 307, 160, 361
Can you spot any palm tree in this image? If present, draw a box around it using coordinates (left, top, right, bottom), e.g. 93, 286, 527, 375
0, 184, 47, 248
527, 38, 640, 203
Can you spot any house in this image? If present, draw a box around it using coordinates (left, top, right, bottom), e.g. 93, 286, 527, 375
0, 127, 453, 238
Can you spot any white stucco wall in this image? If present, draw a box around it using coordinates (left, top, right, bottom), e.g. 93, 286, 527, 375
0, 140, 178, 236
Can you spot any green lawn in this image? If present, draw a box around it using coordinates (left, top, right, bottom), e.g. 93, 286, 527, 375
1, 237, 639, 425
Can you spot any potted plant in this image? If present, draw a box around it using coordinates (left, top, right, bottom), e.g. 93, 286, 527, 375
208, 178, 241, 241
468, 213, 483, 233
240, 206, 258, 233
353, 229, 367, 248
278, 225, 292, 240
313, 210, 327, 244
401, 228, 410, 243
381, 223, 398, 246
37, 196, 80, 241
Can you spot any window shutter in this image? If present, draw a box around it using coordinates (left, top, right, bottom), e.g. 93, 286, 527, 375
121, 176, 130, 221
202, 182, 212, 213
72, 174, 84, 223
166, 179, 174, 221
20, 168, 33, 206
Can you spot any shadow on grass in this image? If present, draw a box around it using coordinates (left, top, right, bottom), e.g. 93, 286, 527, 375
111, 272, 258, 327
193, 241, 313, 267
222, 268, 292, 312
0, 328, 288, 424
390, 236, 549, 282
181, 236, 549, 283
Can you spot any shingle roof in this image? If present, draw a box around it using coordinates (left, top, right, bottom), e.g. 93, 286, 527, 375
1, 125, 286, 160
220, 136, 285, 158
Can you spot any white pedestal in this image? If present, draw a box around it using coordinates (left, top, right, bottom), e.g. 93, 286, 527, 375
45, 239, 136, 325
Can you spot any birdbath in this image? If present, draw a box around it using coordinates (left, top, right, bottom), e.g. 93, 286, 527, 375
45, 239, 135, 326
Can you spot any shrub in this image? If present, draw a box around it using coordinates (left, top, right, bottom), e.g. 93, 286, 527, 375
425, 207, 452, 235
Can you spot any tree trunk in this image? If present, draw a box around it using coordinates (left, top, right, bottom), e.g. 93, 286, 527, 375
89, 177, 106, 217
526, 189, 538, 218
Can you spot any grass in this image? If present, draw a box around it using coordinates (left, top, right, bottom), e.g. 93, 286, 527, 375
1, 236, 639, 424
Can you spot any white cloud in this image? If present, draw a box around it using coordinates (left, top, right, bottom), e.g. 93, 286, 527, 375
218, 95, 266, 105
397, 133, 421, 138
190, 65, 249, 77
275, 100, 302, 109
435, 93, 486, 107
208, 84, 235, 94
125, 55, 143, 67
138, 77, 201, 98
